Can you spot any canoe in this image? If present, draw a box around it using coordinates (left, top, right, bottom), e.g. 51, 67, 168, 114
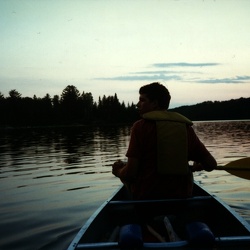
67, 181, 250, 249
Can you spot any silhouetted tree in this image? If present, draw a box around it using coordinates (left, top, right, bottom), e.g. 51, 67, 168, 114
39, 94, 53, 123
9, 89, 21, 99
96, 94, 123, 122
60, 85, 81, 122
0, 92, 6, 126
52, 95, 60, 122
79, 91, 94, 123
20, 97, 34, 125
126, 102, 139, 122
6, 89, 22, 125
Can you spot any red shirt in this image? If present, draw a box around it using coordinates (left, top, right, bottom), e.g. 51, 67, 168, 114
123, 119, 212, 200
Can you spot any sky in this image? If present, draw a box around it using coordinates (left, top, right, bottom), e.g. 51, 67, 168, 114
1, 0, 250, 108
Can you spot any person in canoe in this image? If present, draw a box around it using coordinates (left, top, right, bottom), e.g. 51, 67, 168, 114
112, 82, 217, 200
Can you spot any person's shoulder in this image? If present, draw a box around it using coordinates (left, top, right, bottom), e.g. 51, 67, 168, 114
131, 119, 144, 130
133, 118, 155, 126
131, 119, 155, 131
186, 124, 195, 134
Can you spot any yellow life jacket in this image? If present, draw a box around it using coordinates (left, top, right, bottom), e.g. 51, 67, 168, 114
143, 111, 193, 175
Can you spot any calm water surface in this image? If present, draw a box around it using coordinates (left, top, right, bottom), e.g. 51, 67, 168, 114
0, 121, 249, 250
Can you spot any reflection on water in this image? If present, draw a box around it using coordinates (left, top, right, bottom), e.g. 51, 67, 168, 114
192, 120, 250, 227
0, 121, 249, 249
193, 121, 250, 165
0, 125, 130, 250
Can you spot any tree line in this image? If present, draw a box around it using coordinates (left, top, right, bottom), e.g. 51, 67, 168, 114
0, 85, 139, 127
171, 97, 250, 121
0, 85, 249, 127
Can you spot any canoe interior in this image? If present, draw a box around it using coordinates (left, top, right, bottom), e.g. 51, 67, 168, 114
71, 182, 250, 249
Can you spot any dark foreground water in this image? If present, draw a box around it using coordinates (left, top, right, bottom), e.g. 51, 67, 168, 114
0, 121, 249, 250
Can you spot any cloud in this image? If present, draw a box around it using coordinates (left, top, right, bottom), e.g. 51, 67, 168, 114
132, 70, 182, 74
94, 62, 219, 81
196, 75, 250, 84
152, 62, 220, 68
94, 62, 250, 85
95, 74, 182, 81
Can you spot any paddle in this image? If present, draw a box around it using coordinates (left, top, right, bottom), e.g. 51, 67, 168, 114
215, 157, 250, 180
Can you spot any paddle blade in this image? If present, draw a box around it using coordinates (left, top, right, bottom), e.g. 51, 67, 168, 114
217, 157, 250, 180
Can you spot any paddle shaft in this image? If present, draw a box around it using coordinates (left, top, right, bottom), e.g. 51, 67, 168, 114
216, 167, 248, 171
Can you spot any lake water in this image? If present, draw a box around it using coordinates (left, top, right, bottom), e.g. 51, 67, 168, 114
0, 121, 249, 250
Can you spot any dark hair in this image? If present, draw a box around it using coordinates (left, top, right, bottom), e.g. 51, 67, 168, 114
139, 82, 171, 109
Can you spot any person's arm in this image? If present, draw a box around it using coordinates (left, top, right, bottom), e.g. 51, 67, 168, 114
192, 154, 217, 172
112, 157, 139, 182
112, 121, 141, 182
187, 126, 217, 172
197, 153, 217, 171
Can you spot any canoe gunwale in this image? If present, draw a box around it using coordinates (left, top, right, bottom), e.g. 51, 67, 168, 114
108, 195, 213, 205
75, 236, 250, 249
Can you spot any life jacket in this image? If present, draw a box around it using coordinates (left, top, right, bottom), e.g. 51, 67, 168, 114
143, 111, 193, 175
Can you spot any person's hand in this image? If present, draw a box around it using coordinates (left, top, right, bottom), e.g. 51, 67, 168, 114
112, 160, 125, 176
191, 162, 203, 172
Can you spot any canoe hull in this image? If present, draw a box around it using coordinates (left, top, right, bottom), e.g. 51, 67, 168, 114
67, 182, 250, 249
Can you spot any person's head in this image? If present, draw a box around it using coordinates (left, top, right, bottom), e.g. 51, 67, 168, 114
137, 82, 171, 115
